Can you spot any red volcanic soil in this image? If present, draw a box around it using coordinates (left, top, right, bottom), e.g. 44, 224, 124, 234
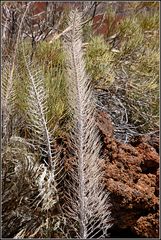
97, 111, 159, 238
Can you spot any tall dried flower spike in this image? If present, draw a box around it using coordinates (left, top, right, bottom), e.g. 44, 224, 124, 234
63, 9, 112, 238
22, 53, 64, 215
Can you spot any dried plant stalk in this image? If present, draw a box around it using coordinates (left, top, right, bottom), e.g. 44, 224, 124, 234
63, 9, 112, 238
23, 54, 62, 217
1, 3, 31, 141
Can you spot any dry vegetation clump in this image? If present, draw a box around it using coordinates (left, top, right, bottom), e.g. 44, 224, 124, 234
2, 136, 64, 238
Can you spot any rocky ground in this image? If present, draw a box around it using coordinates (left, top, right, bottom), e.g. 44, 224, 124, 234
97, 110, 159, 238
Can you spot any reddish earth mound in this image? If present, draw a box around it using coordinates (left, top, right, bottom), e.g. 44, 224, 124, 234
97, 111, 159, 238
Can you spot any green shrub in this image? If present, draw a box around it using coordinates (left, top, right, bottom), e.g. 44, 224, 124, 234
112, 8, 159, 132
85, 35, 115, 87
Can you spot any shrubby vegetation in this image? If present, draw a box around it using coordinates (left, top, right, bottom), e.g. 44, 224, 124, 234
2, 2, 159, 238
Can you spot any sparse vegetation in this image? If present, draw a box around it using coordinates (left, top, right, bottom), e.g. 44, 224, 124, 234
2, 2, 159, 238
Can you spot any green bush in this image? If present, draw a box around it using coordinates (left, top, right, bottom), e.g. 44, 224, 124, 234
85, 35, 115, 87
